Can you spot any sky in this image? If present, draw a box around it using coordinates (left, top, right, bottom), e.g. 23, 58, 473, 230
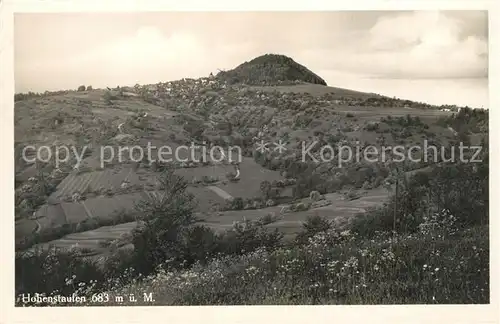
14, 11, 488, 108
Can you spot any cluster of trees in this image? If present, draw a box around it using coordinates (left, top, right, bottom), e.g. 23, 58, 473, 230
77, 85, 92, 91
252, 148, 392, 199
381, 115, 426, 128
437, 107, 489, 134
14, 85, 94, 102
15, 164, 65, 220
16, 209, 138, 251
14, 90, 67, 102
352, 153, 488, 237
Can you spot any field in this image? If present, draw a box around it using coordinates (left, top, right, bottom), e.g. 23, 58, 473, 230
202, 186, 387, 239
31, 186, 389, 255
30, 187, 228, 236
34, 204, 67, 228
34, 222, 139, 255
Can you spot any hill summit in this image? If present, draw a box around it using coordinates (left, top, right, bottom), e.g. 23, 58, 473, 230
216, 54, 328, 86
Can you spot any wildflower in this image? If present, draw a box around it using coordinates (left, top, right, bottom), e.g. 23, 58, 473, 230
340, 230, 351, 237
434, 267, 440, 272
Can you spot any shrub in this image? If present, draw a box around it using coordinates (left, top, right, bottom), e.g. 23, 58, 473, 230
293, 172, 325, 199
350, 207, 394, 238
15, 248, 105, 298
216, 220, 283, 255
309, 190, 321, 201
256, 212, 279, 226
231, 197, 245, 210
295, 214, 332, 244
180, 225, 220, 265
265, 199, 276, 207
344, 190, 360, 201
362, 180, 372, 190
365, 122, 379, 132
202, 175, 217, 184
292, 202, 308, 212
102, 91, 117, 105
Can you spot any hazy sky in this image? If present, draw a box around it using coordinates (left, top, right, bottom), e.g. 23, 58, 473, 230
15, 11, 488, 108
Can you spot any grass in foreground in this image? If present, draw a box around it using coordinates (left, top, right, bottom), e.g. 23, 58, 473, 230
58, 225, 488, 306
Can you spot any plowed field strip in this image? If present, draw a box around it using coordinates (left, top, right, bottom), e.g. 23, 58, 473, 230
74, 172, 92, 192
62, 173, 83, 196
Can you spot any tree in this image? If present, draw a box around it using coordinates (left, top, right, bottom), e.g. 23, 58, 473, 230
77, 85, 86, 91
260, 180, 272, 200
131, 168, 197, 275
232, 197, 244, 210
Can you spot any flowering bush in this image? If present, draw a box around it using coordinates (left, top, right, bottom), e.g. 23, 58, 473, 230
419, 209, 458, 239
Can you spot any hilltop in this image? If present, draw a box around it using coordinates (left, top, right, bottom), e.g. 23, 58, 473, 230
216, 54, 328, 86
